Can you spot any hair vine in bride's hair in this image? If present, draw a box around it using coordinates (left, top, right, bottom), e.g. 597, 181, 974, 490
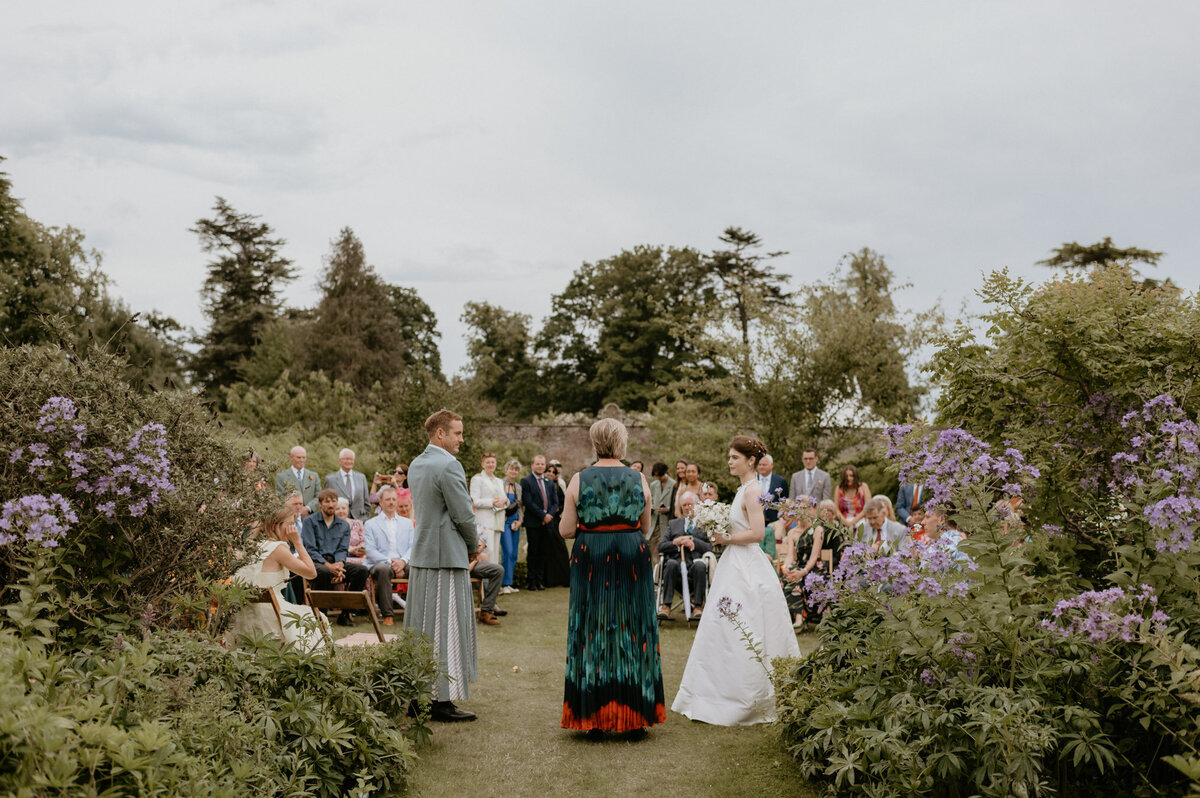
729, 435, 767, 466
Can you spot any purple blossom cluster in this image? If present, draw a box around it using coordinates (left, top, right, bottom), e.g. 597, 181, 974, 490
946, 632, 977, 665
883, 425, 1040, 510
12, 397, 90, 482
82, 423, 174, 518
803, 539, 973, 611
0, 494, 78, 548
1042, 585, 1170, 644
716, 595, 743, 620
1111, 395, 1200, 553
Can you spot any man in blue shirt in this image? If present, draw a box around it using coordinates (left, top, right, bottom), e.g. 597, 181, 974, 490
364, 485, 415, 626
302, 488, 369, 625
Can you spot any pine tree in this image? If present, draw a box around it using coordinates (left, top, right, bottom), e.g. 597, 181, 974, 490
191, 197, 295, 400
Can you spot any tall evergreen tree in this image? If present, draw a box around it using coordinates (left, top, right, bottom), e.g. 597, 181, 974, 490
708, 226, 791, 350
461, 300, 542, 419
191, 197, 295, 399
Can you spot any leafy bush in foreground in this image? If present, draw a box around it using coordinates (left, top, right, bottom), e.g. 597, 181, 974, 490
775, 407, 1200, 797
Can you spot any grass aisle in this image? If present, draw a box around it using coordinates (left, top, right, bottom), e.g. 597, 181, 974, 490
405, 585, 822, 797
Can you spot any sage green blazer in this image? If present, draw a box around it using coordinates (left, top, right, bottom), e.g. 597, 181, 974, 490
407, 444, 478, 570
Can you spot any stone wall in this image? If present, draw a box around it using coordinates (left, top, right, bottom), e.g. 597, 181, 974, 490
477, 404, 654, 476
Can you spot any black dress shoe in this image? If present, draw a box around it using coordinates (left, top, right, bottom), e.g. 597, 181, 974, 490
492, 609, 508, 617
336, 611, 356, 627
430, 701, 477, 722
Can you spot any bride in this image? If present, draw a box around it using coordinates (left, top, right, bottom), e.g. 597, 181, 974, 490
671, 436, 801, 725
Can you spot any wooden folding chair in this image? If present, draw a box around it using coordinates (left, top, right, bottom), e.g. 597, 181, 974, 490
305, 587, 388, 643
820, 548, 834, 572
254, 587, 285, 636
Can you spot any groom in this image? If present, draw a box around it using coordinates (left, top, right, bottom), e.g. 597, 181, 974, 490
406, 409, 480, 722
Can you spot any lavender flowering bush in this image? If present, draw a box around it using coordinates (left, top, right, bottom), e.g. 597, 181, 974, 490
774, 411, 1200, 798
0, 343, 277, 641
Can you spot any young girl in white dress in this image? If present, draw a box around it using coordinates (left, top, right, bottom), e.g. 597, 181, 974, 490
226, 506, 329, 651
671, 436, 801, 725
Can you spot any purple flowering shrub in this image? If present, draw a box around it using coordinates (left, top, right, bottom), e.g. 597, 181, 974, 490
774, 414, 1200, 797
0, 345, 276, 639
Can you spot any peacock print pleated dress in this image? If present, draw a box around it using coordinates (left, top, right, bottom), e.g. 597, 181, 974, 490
562, 466, 666, 732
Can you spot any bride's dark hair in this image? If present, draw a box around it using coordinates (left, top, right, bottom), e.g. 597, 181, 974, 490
729, 436, 768, 468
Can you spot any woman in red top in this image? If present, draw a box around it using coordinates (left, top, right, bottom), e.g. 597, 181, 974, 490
834, 465, 871, 528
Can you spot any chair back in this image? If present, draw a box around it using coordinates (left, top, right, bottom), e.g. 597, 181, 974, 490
305, 588, 388, 642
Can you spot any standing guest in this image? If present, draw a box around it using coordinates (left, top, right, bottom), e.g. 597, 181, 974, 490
363, 485, 414, 627
369, 463, 410, 507
658, 491, 712, 619
647, 462, 675, 565
816, 499, 849, 567
500, 460, 523, 594
757, 454, 788, 543
335, 498, 367, 566
325, 448, 370, 520
668, 460, 688, 519
469, 452, 507, 566
855, 498, 908, 554
275, 445, 322, 516
301, 489, 370, 625
560, 419, 664, 734
789, 448, 832, 504
674, 463, 704, 517
834, 465, 871, 528
895, 480, 927, 526
545, 460, 572, 587
520, 454, 558, 591
469, 539, 506, 626
629, 460, 644, 473
406, 409, 480, 722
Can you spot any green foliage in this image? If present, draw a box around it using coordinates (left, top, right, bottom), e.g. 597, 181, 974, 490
460, 300, 544, 419
538, 244, 717, 413
708, 226, 791, 351
387, 285, 443, 379
930, 264, 1200, 577
0, 614, 436, 797
1037, 236, 1162, 272
0, 342, 275, 643
225, 369, 368, 440
236, 315, 305, 389
191, 197, 296, 400
644, 396, 742, 495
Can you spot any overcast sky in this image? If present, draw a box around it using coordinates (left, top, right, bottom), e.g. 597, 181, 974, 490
3, 2, 1198, 377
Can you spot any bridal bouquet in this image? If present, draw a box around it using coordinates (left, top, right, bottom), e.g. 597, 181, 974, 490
691, 500, 732, 541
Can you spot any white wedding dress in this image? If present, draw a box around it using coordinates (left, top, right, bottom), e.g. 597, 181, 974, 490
671, 482, 801, 725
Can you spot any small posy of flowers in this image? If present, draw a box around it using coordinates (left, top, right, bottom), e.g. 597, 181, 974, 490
1110, 394, 1200, 553
883, 424, 1040, 509
1042, 584, 1170, 644
0, 494, 78, 548
692, 500, 732, 540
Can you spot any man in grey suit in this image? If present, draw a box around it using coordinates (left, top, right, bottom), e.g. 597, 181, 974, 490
856, 498, 909, 555
325, 448, 370, 520
789, 448, 832, 504
275, 445, 322, 516
405, 409, 479, 723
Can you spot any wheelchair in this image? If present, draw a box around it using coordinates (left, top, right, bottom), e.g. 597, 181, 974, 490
652, 550, 718, 625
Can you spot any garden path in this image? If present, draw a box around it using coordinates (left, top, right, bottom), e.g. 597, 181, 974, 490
402, 585, 821, 797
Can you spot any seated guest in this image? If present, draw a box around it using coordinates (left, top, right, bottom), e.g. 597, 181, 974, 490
658, 492, 713, 619
396, 487, 414, 521
855, 498, 908, 555
336, 497, 367, 566
780, 507, 824, 629
469, 537, 506, 626
872, 494, 898, 523
301, 489, 369, 625
908, 508, 928, 540
363, 485, 415, 627
699, 482, 719, 502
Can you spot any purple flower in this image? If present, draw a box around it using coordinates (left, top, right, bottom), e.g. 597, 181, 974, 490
0, 494, 77, 548
716, 595, 743, 620
1046, 585, 1169, 643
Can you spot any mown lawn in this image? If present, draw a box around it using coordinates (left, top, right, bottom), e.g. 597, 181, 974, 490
390, 584, 822, 797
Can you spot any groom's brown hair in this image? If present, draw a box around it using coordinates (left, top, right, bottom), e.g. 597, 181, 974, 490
424, 408, 462, 437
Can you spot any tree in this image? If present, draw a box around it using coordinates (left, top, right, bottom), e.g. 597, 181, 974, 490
1037, 237, 1162, 272
387, 285, 443, 379
460, 300, 543, 419
191, 197, 295, 400
538, 245, 716, 413
708, 226, 791, 353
